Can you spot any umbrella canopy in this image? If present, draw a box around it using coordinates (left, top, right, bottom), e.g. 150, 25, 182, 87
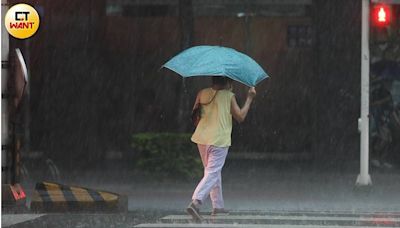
162, 45, 269, 87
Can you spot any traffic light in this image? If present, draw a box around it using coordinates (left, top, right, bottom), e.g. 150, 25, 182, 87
372, 4, 391, 27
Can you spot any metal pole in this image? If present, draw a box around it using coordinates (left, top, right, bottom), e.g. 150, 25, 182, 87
23, 41, 31, 155
1, 0, 10, 184
356, 0, 372, 186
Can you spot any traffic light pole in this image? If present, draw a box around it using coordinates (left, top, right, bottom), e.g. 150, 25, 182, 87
356, 0, 372, 186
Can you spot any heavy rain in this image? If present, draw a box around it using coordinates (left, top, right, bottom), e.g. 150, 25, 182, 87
1, 0, 400, 227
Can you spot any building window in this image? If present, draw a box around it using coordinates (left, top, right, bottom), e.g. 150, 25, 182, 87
287, 25, 313, 48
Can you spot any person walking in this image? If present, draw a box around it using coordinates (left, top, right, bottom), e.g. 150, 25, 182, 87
186, 76, 256, 221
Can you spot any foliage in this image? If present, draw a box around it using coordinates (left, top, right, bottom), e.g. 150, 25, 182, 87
131, 133, 202, 179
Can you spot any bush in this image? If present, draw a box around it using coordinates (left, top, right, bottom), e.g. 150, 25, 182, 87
131, 133, 202, 179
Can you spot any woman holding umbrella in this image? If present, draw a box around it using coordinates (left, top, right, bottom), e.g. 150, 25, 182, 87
187, 76, 256, 220
162, 45, 268, 221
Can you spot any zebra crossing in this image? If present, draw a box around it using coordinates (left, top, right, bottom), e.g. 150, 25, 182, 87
134, 210, 400, 228
1, 214, 46, 227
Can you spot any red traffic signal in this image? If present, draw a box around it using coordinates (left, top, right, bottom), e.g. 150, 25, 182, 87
372, 4, 391, 26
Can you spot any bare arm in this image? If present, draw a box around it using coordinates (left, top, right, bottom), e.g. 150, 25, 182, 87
192, 91, 201, 110
231, 87, 256, 123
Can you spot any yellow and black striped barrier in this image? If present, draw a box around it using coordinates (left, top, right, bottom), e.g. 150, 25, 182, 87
30, 182, 127, 212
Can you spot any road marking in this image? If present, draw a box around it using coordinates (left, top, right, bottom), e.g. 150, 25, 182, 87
135, 212, 400, 228
1, 214, 45, 227
223, 210, 400, 217
161, 214, 400, 222
134, 224, 400, 228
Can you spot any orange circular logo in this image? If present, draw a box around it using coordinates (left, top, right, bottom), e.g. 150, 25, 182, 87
4, 4, 40, 39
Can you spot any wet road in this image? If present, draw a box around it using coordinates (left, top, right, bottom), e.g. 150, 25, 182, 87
3, 210, 400, 228
2, 210, 170, 228
4, 160, 400, 227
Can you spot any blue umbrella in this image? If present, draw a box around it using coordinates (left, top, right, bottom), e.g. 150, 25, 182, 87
162, 45, 269, 87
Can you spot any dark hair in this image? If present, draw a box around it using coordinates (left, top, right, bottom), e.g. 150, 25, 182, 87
212, 76, 231, 86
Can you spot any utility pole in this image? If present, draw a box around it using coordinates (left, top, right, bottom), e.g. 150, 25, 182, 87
1, 0, 28, 209
2, 0, 10, 184
356, 0, 372, 186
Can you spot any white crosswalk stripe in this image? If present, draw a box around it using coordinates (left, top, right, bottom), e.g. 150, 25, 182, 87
1, 214, 46, 227
134, 211, 400, 228
135, 225, 399, 228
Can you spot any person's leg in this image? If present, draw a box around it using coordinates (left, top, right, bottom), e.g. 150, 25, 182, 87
198, 144, 224, 208
192, 146, 228, 205
191, 144, 208, 206
209, 146, 228, 209
186, 144, 209, 221
198, 144, 208, 168
210, 171, 224, 209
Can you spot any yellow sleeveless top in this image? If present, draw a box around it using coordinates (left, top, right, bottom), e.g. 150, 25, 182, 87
191, 88, 234, 147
